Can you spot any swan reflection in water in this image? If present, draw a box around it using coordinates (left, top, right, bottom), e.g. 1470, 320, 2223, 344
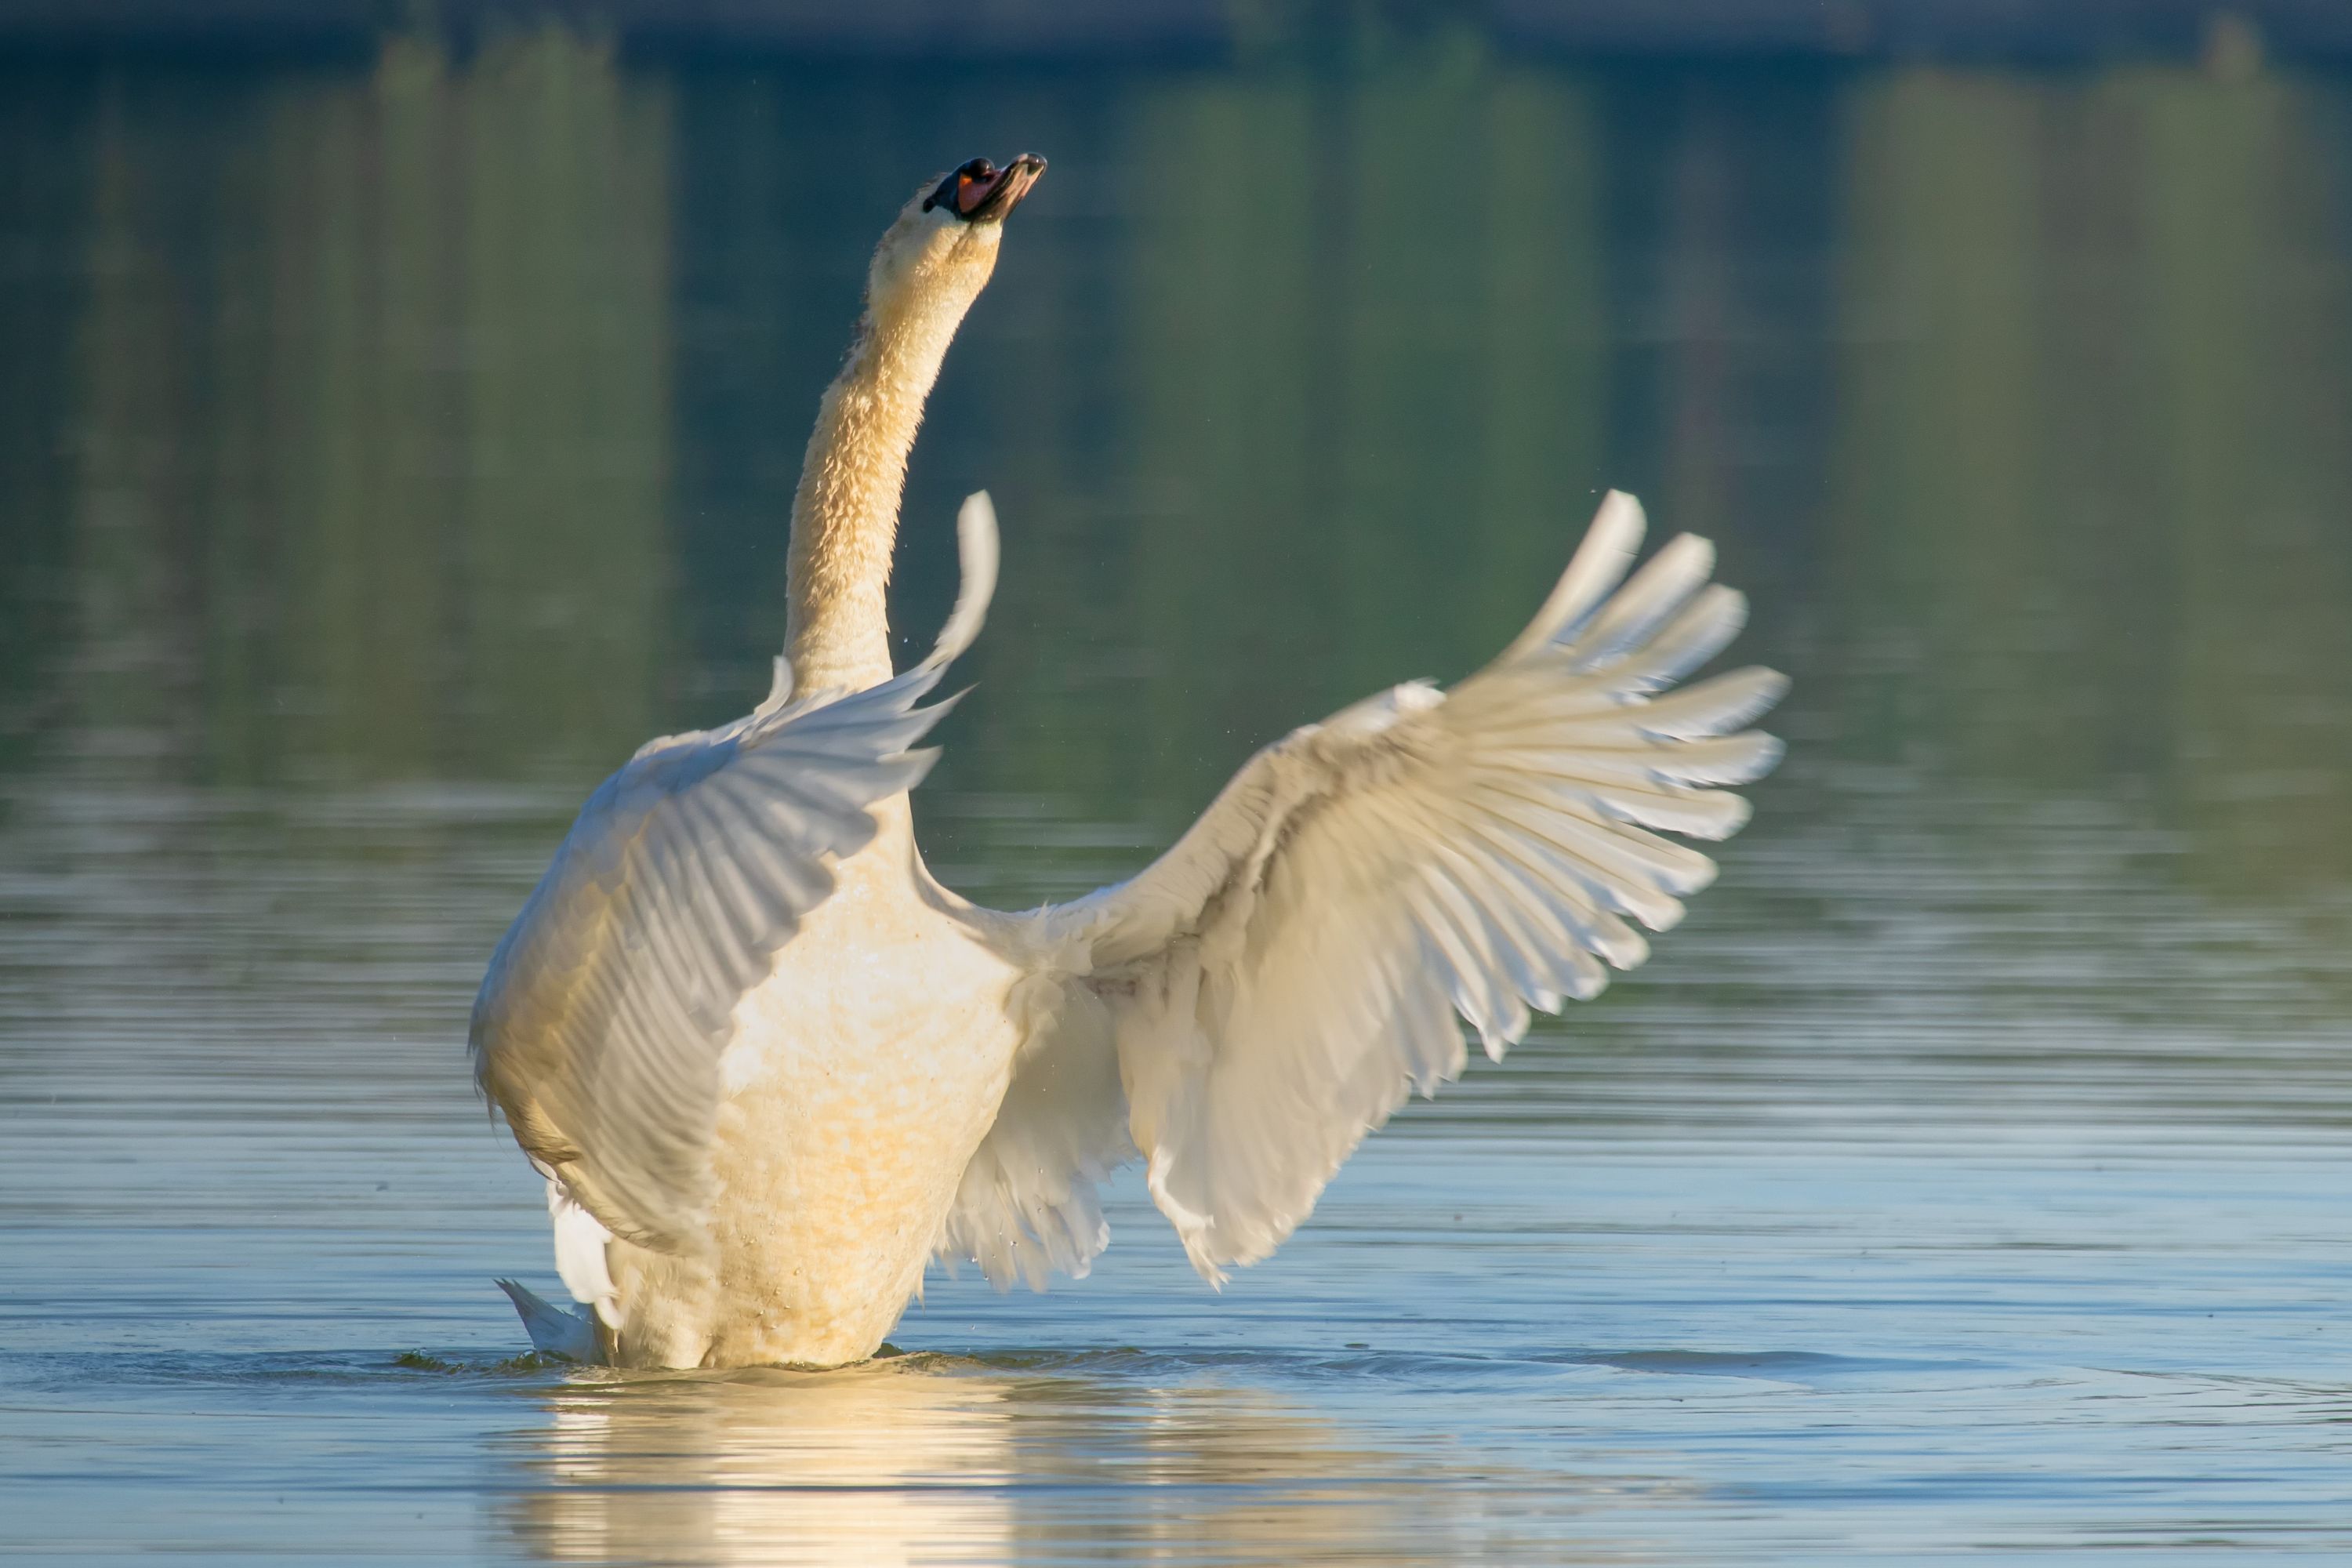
506, 1358, 1010, 1566
497, 1354, 1663, 1566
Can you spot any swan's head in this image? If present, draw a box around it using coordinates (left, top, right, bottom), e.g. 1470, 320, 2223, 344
866, 153, 1046, 328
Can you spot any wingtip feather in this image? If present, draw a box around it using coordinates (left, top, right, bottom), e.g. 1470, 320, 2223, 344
924, 491, 1000, 672
1494, 490, 1648, 668
495, 1277, 597, 1361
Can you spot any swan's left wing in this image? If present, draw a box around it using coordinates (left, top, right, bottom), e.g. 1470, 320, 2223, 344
1036, 493, 1786, 1283
473, 495, 999, 1256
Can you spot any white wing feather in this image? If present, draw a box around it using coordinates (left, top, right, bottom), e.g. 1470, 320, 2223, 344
546, 1171, 622, 1328
1015, 492, 1785, 1284
933, 978, 1131, 1290
472, 494, 1001, 1257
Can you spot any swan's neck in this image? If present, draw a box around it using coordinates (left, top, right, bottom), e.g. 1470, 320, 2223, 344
785, 295, 971, 694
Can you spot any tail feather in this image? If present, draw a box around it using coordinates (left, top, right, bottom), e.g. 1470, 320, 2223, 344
495, 1277, 599, 1362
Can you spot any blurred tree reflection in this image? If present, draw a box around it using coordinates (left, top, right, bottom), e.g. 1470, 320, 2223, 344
1829, 66, 2352, 894
1117, 63, 1610, 819
0, 69, 93, 775
2131, 69, 2352, 896
45, 27, 670, 786
2, 36, 2349, 912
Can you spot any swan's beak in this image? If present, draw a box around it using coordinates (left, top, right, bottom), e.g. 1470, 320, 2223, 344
928, 154, 1047, 224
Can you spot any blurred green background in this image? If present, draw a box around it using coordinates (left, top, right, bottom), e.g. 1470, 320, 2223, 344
5, 22, 2350, 904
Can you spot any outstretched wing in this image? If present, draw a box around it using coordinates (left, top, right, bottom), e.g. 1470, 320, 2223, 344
473, 493, 1001, 1255
1033, 492, 1785, 1283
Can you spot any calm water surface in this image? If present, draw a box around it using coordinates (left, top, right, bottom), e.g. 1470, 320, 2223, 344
3, 35, 2351, 1565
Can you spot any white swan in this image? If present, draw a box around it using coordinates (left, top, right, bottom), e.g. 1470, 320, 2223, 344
474, 153, 1788, 1368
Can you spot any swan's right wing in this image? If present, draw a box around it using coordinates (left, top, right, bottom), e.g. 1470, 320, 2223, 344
472, 495, 1000, 1256
1040, 493, 1786, 1283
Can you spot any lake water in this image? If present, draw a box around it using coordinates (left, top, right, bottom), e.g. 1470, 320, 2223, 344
4, 33, 2352, 1565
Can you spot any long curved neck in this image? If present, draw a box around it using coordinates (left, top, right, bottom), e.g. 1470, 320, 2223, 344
784, 293, 972, 694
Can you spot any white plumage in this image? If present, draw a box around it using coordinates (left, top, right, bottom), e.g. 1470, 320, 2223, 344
474, 488, 1784, 1363
468, 158, 1783, 1367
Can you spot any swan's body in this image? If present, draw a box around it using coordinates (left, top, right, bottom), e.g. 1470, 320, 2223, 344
474, 154, 1788, 1368
610, 807, 1028, 1367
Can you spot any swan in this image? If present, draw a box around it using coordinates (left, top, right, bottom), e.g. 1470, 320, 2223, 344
473, 152, 1788, 1369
